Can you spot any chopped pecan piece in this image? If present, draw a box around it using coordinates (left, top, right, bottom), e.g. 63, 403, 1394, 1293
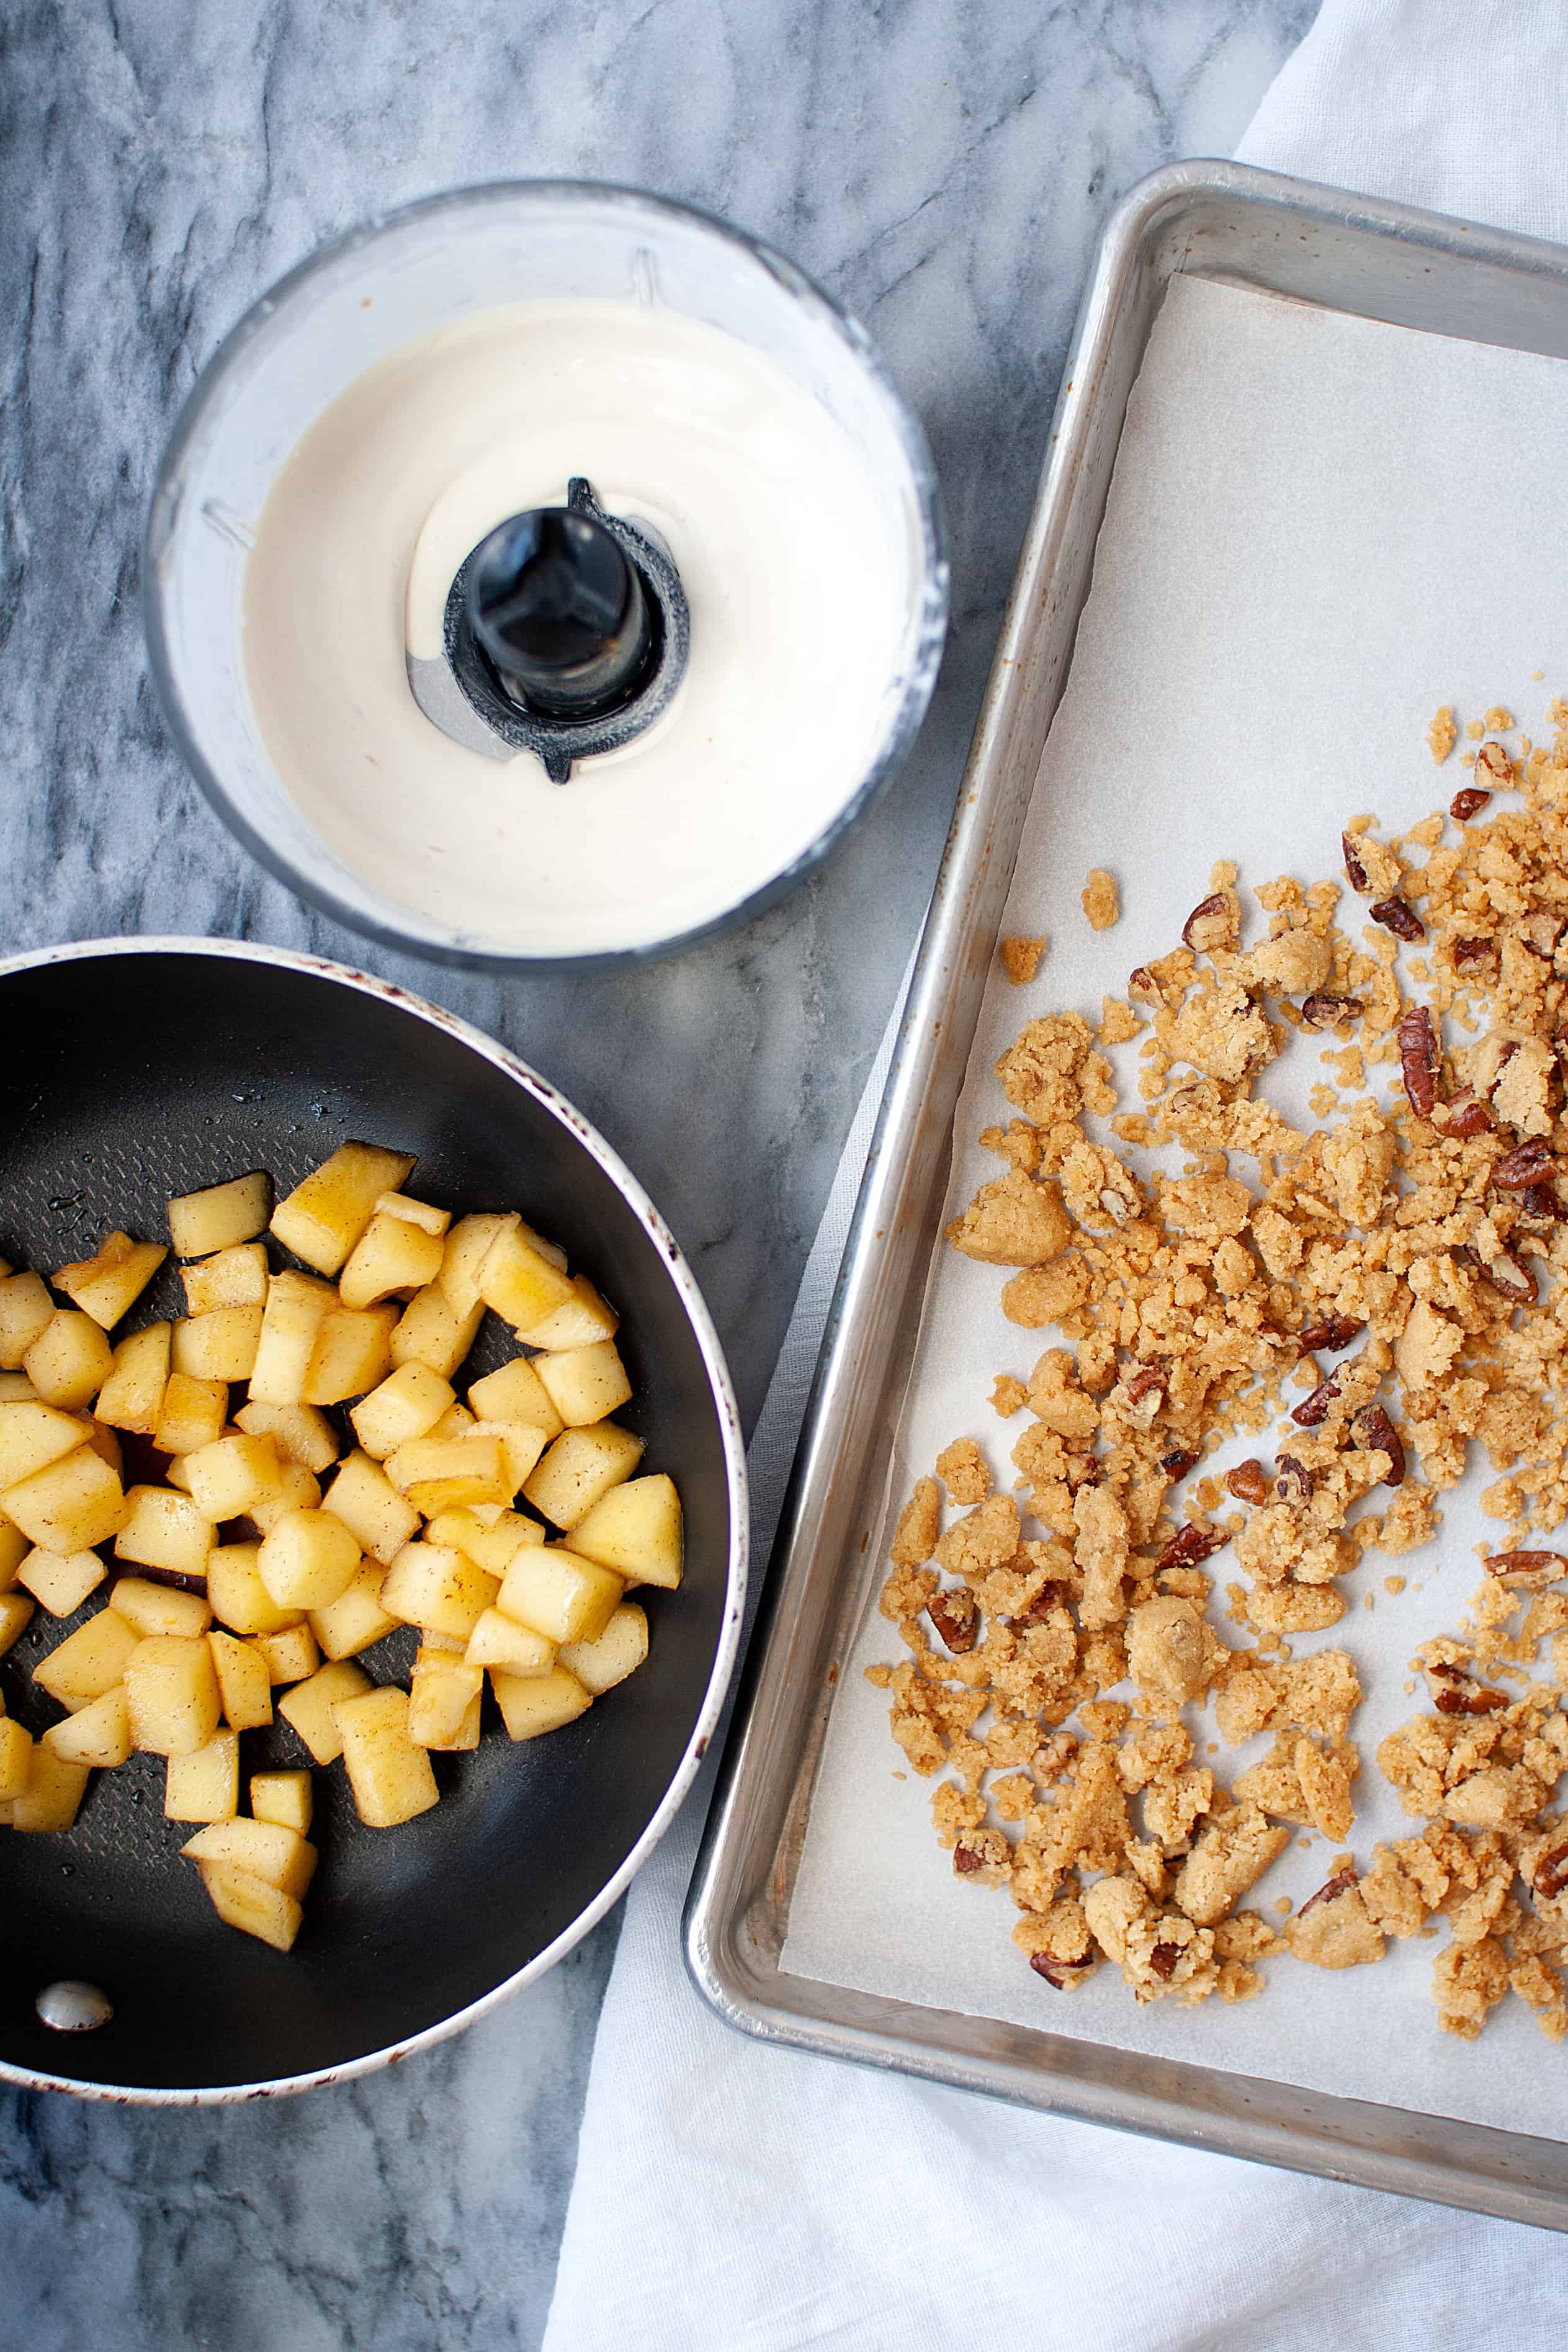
953, 1844, 985, 1875
1275, 1454, 1313, 1504
1148, 1942, 1180, 1982
1028, 1949, 1093, 1988
1225, 1460, 1271, 1506
927, 1589, 978, 1655
1433, 1090, 1492, 1138
1012, 1581, 1064, 1629
1351, 1403, 1405, 1487
1396, 1005, 1438, 1117
1490, 1139, 1556, 1190
1291, 1371, 1342, 1427
1534, 1841, 1568, 1901
1485, 1550, 1566, 1587
1449, 786, 1491, 822
1181, 893, 1229, 953
1476, 740, 1513, 785
1479, 1250, 1536, 1304
1160, 1445, 1199, 1480
1297, 1313, 1362, 1357
1300, 993, 1363, 1030
1127, 965, 1160, 1003
1435, 1682, 1507, 1716
1342, 833, 1370, 893
1298, 1866, 1357, 1919
1155, 1522, 1227, 1572
1450, 935, 1497, 969
1369, 897, 1423, 942
1521, 1183, 1568, 1223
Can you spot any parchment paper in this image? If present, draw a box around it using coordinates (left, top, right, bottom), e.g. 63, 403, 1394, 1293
781, 274, 1568, 2135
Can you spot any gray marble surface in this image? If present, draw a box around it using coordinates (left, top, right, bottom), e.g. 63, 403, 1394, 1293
0, 1, 1314, 2343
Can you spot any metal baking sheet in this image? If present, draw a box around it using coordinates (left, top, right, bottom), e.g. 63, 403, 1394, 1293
684, 160, 1568, 2229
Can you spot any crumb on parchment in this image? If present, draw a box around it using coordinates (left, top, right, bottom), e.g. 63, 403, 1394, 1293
871, 686, 1568, 2036
1001, 934, 1047, 985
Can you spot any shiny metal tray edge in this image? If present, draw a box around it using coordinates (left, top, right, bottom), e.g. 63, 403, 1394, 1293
685, 159, 1568, 2229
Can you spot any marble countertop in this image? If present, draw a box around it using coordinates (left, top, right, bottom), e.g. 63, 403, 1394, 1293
0, 1, 1313, 2341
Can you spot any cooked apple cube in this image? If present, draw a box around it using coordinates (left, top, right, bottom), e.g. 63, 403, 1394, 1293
22, 1311, 114, 1411
17, 1546, 107, 1616
84, 1422, 123, 1479
348, 1361, 454, 1460
250, 1768, 313, 1834
234, 1399, 339, 1475
522, 1422, 645, 1530
34, 1606, 137, 1709
183, 1431, 285, 1524
11, 1746, 90, 1831
321, 1448, 420, 1566
6, 1445, 128, 1553
477, 1221, 575, 1334
380, 1540, 498, 1641
334, 1685, 439, 1827
492, 1664, 591, 1743
110, 1576, 212, 1640
300, 1303, 398, 1406
171, 1304, 264, 1381
42, 1684, 128, 1768
389, 1285, 484, 1380
0, 1401, 90, 1489
247, 1460, 323, 1535
252, 1622, 321, 1686
207, 1540, 304, 1638
0, 1715, 33, 1801
184, 1814, 318, 1900
164, 1730, 240, 1821
467, 1420, 549, 1496
208, 1628, 273, 1729
277, 1658, 371, 1762
426, 1505, 544, 1577
0, 1518, 25, 1588
247, 1271, 334, 1406
428, 1401, 477, 1440
197, 1862, 303, 1952
124, 1633, 222, 1755
439, 1210, 518, 1319
568, 1473, 683, 1591
115, 1485, 212, 1581
497, 1546, 623, 1646
0, 1589, 34, 1658
0, 1372, 36, 1402
385, 1433, 509, 1515
271, 1142, 418, 1276
406, 1654, 483, 1751
152, 1371, 229, 1457
375, 1191, 450, 1237
308, 1560, 398, 1661
415, 1630, 467, 1658
532, 1340, 632, 1429
53, 1231, 168, 1330
517, 1275, 620, 1350
338, 1211, 444, 1311
168, 1171, 272, 1259
0, 1271, 56, 1368
257, 1509, 361, 1610
465, 1607, 555, 1679
558, 1600, 650, 1695
94, 1321, 172, 1433
181, 1241, 269, 1315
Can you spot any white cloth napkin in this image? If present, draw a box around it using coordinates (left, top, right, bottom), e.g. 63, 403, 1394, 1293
545, 11, 1568, 2341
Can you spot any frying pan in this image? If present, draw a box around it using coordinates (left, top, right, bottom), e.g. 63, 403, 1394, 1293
0, 938, 746, 2100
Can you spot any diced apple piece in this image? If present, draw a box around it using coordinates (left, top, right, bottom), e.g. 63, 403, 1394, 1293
171, 1304, 264, 1381
496, 1546, 623, 1646
0, 1401, 89, 1488
168, 1171, 273, 1259
257, 1509, 361, 1610
152, 1371, 229, 1457
492, 1664, 591, 1743
11, 1746, 90, 1831
277, 1658, 371, 1762
247, 1460, 323, 1535
0, 1715, 33, 1800
115, 1485, 212, 1580
197, 1862, 302, 1952
522, 1423, 644, 1530
95, 1321, 173, 1435
164, 1731, 240, 1821
380, 1541, 498, 1641
183, 1815, 317, 1900
0, 1589, 34, 1658
348, 1361, 454, 1460
183, 1432, 285, 1524
517, 1275, 620, 1350
124, 1634, 222, 1755
375, 1192, 450, 1237
22, 1312, 114, 1411
334, 1685, 439, 1827
42, 1684, 129, 1767
568, 1473, 683, 1591
467, 1420, 549, 1496
321, 1448, 420, 1566
252, 1622, 321, 1686
208, 1628, 273, 1729
271, 1142, 418, 1276
207, 1541, 304, 1638
250, 1768, 312, 1834
415, 1630, 467, 1658
389, 1285, 484, 1380
428, 1401, 477, 1440
558, 1601, 650, 1695
300, 1303, 398, 1406
181, 1241, 269, 1314
6, 1445, 128, 1553
0, 1373, 35, 1402
338, 1212, 444, 1311
477, 1221, 575, 1333
406, 1654, 482, 1751
439, 1210, 518, 1319
53, 1231, 168, 1329
234, 1399, 340, 1475
0, 1272, 56, 1368
465, 1607, 555, 1679
426, 1505, 544, 1577
17, 1545, 106, 1616
385, 1433, 509, 1515
110, 1576, 212, 1640
247, 1271, 334, 1406
0, 1519, 25, 1588
34, 1606, 137, 1708
308, 1561, 398, 1661
532, 1340, 632, 1429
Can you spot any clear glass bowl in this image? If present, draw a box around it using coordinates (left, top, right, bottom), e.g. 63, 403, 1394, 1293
145, 181, 948, 969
